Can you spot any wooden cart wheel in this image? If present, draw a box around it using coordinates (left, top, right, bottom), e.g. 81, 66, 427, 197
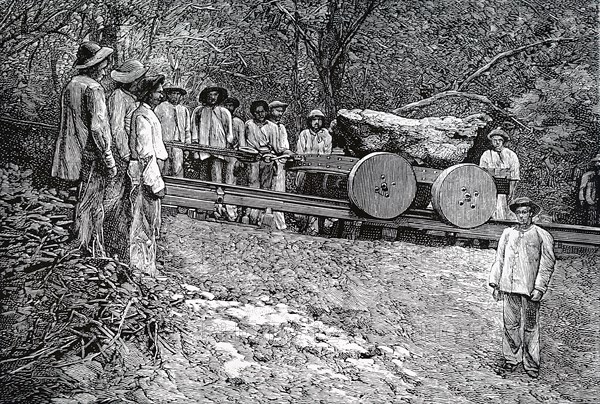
431, 164, 497, 229
347, 152, 417, 219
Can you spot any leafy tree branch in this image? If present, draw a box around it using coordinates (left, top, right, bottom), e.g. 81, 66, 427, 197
456, 37, 575, 91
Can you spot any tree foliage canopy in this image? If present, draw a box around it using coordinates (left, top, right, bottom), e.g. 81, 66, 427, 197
0, 0, 597, 222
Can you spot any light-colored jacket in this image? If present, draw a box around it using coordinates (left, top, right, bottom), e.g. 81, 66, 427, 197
296, 128, 332, 155
52, 75, 115, 181
489, 225, 556, 295
479, 148, 520, 180
190, 105, 233, 159
232, 116, 245, 148
129, 103, 168, 193
155, 101, 191, 143
244, 119, 278, 151
107, 87, 138, 160
270, 121, 291, 155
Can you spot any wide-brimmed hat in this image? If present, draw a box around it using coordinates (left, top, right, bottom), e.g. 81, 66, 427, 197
163, 83, 187, 95
307, 109, 325, 119
73, 41, 113, 70
487, 127, 510, 142
110, 59, 148, 83
223, 97, 240, 109
199, 86, 228, 104
509, 197, 541, 216
269, 100, 288, 110
131, 74, 166, 101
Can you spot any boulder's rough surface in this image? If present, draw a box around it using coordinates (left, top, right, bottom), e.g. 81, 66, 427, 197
337, 109, 492, 168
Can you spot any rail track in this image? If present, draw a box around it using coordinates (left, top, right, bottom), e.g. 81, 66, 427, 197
162, 176, 600, 249
2, 116, 598, 250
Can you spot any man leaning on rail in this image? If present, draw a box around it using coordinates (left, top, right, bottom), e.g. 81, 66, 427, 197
489, 197, 556, 378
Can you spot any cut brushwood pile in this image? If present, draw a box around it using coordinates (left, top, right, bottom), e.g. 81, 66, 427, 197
0, 164, 184, 403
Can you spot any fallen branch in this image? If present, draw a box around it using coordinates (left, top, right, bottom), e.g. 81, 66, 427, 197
392, 90, 529, 129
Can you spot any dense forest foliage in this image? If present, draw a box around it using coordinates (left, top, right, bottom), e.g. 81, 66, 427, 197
0, 0, 597, 222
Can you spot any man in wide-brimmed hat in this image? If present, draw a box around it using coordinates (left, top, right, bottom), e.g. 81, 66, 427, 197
479, 127, 521, 220
489, 196, 556, 379
103, 59, 148, 260
190, 85, 233, 166
128, 75, 168, 276
295, 109, 333, 235
578, 153, 600, 226
155, 83, 191, 177
51, 41, 116, 257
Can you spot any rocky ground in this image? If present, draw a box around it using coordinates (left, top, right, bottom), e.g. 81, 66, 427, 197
1, 164, 599, 403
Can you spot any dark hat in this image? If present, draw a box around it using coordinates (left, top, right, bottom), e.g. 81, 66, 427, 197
269, 100, 288, 110
508, 197, 541, 216
163, 83, 188, 95
110, 59, 148, 83
199, 86, 228, 104
487, 127, 510, 142
131, 74, 166, 101
74, 41, 114, 69
250, 100, 269, 114
223, 97, 240, 109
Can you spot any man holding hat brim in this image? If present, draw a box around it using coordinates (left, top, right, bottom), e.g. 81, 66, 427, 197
128, 74, 168, 276
479, 127, 520, 220
489, 196, 556, 378
267, 100, 293, 230
155, 83, 191, 178
578, 153, 600, 226
103, 59, 148, 260
190, 86, 233, 179
51, 41, 117, 257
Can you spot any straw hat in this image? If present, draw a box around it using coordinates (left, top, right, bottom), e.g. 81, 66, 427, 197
110, 59, 148, 83
199, 86, 228, 104
487, 127, 510, 142
73, 41, 113, 70
508, 197, 541, 216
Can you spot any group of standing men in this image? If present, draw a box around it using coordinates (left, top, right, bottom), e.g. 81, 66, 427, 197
51, 41, 334, 274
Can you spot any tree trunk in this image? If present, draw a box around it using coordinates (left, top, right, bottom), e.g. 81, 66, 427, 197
101, 3, 121, 65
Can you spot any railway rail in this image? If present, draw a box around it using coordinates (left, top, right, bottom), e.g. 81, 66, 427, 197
2, 117, 599, 249
162, 176, 600, 249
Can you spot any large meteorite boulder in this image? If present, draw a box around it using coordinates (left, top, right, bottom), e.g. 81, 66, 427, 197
337, 109, 491, 168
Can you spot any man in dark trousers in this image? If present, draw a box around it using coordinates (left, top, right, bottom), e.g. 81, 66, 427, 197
51, 41, 117, 257
489, 197, 556, 378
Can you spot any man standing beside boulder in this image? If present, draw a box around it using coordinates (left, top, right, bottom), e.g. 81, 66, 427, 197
51, 41, 117, 257
479, 127, 520, 220
489, 197, 556, 378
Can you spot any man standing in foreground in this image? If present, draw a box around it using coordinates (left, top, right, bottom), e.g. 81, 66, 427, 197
51, 41, 117, 256
489, 197, 556, 378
